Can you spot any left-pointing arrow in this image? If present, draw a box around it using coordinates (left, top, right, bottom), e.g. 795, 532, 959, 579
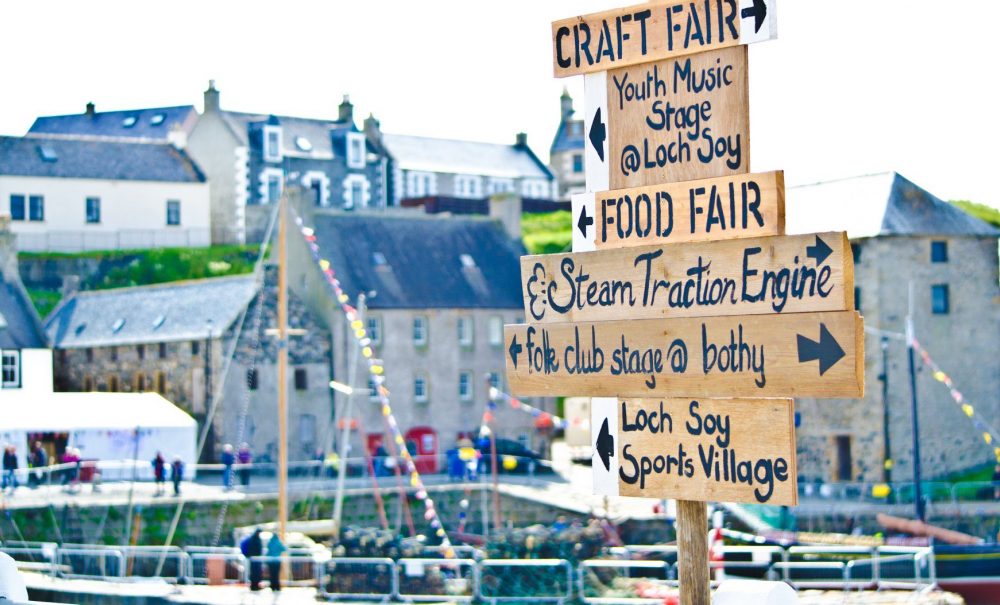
577, 205, 594, 237
589, 107, 606, 162
596, 417, 614, 472
508, 335, 522, 369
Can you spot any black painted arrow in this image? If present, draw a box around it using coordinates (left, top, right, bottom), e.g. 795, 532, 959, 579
596, 417, 614, 472
508, 335, 522, 369
577, 205, 594, 237
741, 0, 767, 34
806, 235, 833, 266
589, 107, 606, 162
797, 323, 845, 376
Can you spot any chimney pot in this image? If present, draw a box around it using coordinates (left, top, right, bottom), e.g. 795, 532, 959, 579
338, 94, 354, 124
515, 132, 528, 148
204, 80, 220, 113
85, 102, 96, 117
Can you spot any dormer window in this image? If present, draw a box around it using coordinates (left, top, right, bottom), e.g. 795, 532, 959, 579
122, 116, 138, 128
264, 124, 283, 163
150, 114, 165, 126
347, 132, 365, 169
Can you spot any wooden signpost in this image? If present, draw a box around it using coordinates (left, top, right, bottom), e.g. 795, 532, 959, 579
506, 2, 863, 602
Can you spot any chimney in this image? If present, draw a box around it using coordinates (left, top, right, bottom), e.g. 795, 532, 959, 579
515, 132, 528, 148
338, 94, 354, 124
204, 80, 220, 113
364, 113, 381, 142
560, 87, 574, 121
489, 193, 522, 240
168, 123, 187, 149
85, 102, 96, 118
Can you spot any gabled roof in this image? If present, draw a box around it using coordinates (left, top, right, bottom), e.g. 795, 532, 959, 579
310, 212, 525, 310
29, 106, 198, 140
382, 134, 553, 180
0, 135, 206, 183
220, 111, 355, 158
45, 274, 259, 348
0, 274, 48, 349
786, 172, 1000, 239
551, 118, 585, 154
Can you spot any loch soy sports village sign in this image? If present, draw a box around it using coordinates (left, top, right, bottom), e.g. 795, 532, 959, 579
504, 0, 865, 516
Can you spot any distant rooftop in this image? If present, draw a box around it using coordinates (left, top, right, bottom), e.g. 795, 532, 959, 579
29, 105, 198, 140
382, 133, 553, 180
786, 172, 1000, 239
0, 135, 206, 183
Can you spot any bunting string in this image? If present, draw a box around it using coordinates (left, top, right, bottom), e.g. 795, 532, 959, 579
293, 211, 457, 559
911, 337, 1000, 464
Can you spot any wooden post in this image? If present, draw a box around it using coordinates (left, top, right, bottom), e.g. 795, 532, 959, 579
676, 499, 710, 605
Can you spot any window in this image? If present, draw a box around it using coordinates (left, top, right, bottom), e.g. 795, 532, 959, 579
85, 197, 101, 224
572, 154, 584, 173
1, 350, 20, 388
368, 376, 380, 400
488, 316, 503, 347
268, 175, 282, 204
264, 125, 282, 162
159, 342, 167, 359
166, 200, 181, 226
137, 344, 145, 360
295, 136, 312, 152
458, 371, 473, 402
352, 181, 363, 208
931, 240, 948, 263
133, 372, 146, 392
458, 316, 473, 347
342, 175, 370, 208
311, 181, 322, 206
294, 368, 308, 390
191, 341, 200, 356
414, 373, 428, 403
488, 371, 501, 389
931, 284, 949, 314
108, 375, 120, 392
154, 371, 166, 394
854, 287, 861, 311
455, 175, 483, 199
413, 316, 428, 347
247, 369, 258, 390
367, 317, 382, 345
835, 435, 852, 481
9, 195, 25, 221
109, 346, 118, 362
347, 132, 365, 169
150, 113, 165, 126
488, 178, 514, 194
850, 243, 861, 264
86, 348, 94, 362
83, 375, 94, 391
29, 195, 44, 221
407, 171, 435, 197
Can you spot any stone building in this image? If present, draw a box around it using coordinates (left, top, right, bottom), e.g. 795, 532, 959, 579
787, 173, 1000, 482
549, 89, 586, 201
44, 268, 333, 462
286, 208, 547, 461
1, 214, 49, 388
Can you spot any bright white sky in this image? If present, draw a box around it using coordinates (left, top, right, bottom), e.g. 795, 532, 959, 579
2, 1, 998, 208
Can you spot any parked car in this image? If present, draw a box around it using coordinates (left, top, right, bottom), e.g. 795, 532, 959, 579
475, 438, 554, 475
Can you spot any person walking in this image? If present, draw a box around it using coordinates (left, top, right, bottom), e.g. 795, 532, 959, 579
1, 445, 18, 494
61, 448, 80, 492
152, 452, 166, 496
266, 532, 287, 591
221, 444, 235, 491
241, 528, 264, 591
170, 456, 184, 496
28, 442, 47, 488
237, 443, 252, 487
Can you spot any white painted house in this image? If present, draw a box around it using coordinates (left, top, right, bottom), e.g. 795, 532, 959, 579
0, 135, 210, 252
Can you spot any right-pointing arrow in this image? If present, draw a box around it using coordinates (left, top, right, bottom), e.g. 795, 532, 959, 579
741, 0, 767, 33
589, 107, 606, 162
806, 235, 833, 266
595, 417, 614, 471
577, 205, 594, 237
797, 323, 845, 375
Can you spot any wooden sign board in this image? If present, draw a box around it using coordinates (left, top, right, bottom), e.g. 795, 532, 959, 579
524, 231, 852, 324
584, 46, 750, 191
592, 397, 797, 505
552, 0, 778, 78
504, 310, 863, 398
571, 171, 784, 252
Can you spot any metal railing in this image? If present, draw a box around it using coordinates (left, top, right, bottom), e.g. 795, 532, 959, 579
478, 559, 574, 604
15, 228, 212, 253
394, 557, 478, 602
318, 557, 395, 601
579, 559, 673, 604
187, 551, 246, 585
55, 547, 124, 580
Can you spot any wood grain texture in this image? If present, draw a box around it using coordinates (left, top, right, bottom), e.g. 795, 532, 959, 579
522, 231, 852, 324
587, 170, 784, 250
552, 0, 768, 78
608, 45, 749, 188
611, 397, 797, 505
676, 500, 711, 605
504, 311, 864, 398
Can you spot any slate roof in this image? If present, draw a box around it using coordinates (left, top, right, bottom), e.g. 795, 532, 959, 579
786, 172, 1000, 239
309, 213, 525, 310
219, 111, 355, 158
0, 274, 48, 348
29, 106, 198, 140
551, 118, 585, 154
382, 134, 553, 180
45, 274, 259, 348
0, 135, 206, 183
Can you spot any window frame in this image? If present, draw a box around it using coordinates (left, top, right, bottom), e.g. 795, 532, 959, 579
458, 371, 473, 402
367, 316, 382, 345
413, 316, 428, 348
1, 349, 21, 388
166, 200, 181, 226
9, 194, 25, 221
488, 316, 503, 347
346, 132, 366, 169
263, 125, 283, 163
931, 284, 950, 315
28, 195, 44, 221
85, 196, 101, 224
457, 316, 474, 348
414, 373, 429, 404
572, 153, 584, 173
294, 367, 308, 391
931, 240, 948, 263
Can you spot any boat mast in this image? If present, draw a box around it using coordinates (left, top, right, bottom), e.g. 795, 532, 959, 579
277, 188, 289, 542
